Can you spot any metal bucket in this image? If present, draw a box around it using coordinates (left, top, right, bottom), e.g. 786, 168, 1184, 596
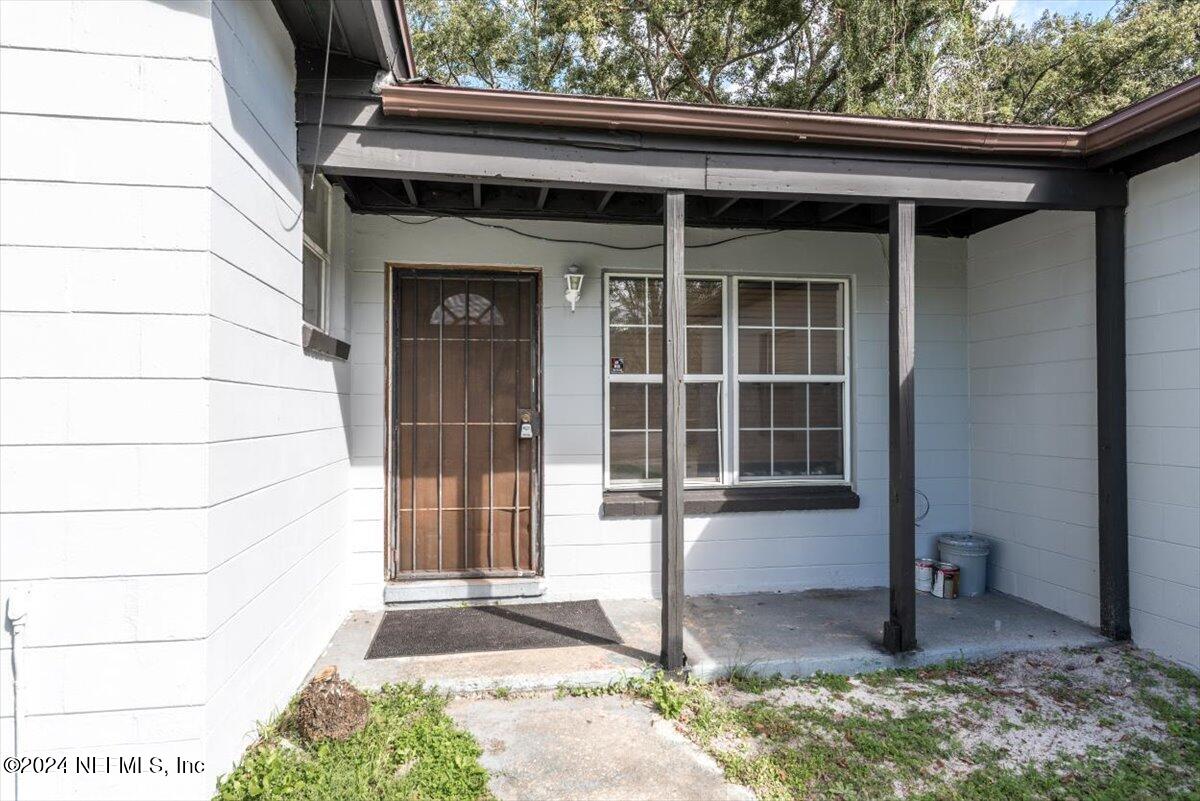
915, 558, 935, 593
932, 562, 959, 599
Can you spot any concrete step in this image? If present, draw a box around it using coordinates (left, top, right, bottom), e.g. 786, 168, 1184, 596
384, 577, 546, 605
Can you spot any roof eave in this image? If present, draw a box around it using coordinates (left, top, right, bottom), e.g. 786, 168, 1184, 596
379, 76, 1200, 160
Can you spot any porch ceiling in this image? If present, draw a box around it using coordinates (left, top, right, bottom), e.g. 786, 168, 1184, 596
335, 175, 1029, 238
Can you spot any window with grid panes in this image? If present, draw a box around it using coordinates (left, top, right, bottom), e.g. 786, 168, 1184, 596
604, 275, 725, 486
735, 279, 848, 480
603, 274, 850, 489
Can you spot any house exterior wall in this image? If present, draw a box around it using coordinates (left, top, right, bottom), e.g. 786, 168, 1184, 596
966, 210, 1101, 626
0, 1, 351, 797
966, 154, 1199, 669
1123, 155, 1200, 669
348, 216, 971, 608
200, 0, 352, 780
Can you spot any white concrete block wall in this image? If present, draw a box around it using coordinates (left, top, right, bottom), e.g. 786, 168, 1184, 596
0, 3, 215, 798
0, 1, 352, 797
966, 210, 1102, 626
347, 216, 971, 607
966, 161, 1200, 670
1124, 155, 1200, 669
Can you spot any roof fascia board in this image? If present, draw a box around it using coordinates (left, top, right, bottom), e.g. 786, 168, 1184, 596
297, 117, 1127, 209
378, 76, 1200, 160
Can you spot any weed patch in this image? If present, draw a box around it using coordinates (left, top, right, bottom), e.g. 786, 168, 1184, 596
215, 683, 491, 801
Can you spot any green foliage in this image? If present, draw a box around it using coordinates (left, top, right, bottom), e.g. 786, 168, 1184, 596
214, 683, 491, 801
727, 665, 786, 694
807, 671, 852, 694
406, 0, 1200, 125
629, 670, 690, 719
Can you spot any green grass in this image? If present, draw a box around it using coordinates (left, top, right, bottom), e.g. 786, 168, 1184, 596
214, 683, 491, 801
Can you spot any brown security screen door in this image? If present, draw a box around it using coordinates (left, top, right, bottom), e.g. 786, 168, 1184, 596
388, 269, 539, 578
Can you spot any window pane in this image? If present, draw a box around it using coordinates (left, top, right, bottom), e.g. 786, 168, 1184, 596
809, 429, 843, 476
686, 383, 719, 430
686, 279, 723, 325
437, 280, 467, 340
647, 326, 663, 374
302, 247, 324, 327
303, 176, 330, 253
610, 432, 646, 481
647, 382, 663, 431
772, 383, 807, 428
646, 278, 664, 325
738, 329, 772, 373
687, 431, 720, 479
774, 329, 809, 374
609, 326, 647, 374
739, 383, 770, 428
774, 282, 808, 326
738, 281, 772, 325
686, 327, 722, 374
647, 441, 662, 480
608, 278, 646, 324
809, 383, 842, 427
773, 431, 807, 476
609, 384, 646, 430
810, 329, 843, 374
810, 282, 843, 327
739, 430, 771, 477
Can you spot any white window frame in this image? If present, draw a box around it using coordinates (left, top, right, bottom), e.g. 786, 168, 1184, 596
602, 272, 729, 490
601, 271, 853, 491
302, 173, 333, 332
731, 276, 853, 486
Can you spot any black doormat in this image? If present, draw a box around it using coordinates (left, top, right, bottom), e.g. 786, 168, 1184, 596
365, 600, 623, 659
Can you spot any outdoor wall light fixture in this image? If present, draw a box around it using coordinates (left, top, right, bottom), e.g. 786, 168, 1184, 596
564, 265, 584, 312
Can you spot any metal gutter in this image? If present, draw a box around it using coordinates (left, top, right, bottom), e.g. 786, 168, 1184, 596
380, 76, 1200, 158
1082, 75, 1200, 155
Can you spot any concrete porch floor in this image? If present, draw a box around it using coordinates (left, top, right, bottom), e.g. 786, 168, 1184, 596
311, 589, 1109, 692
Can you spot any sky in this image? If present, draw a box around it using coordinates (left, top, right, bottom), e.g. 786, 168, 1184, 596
986, 0, 1120, 25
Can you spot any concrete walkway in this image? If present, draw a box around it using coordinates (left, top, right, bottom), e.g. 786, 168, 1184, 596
311, 588, 1108, 692
447, 694, 754, 801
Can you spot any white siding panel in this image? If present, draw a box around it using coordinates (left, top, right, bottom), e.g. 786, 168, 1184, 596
1124, 155, 1200, 669
967, 210, 1102, 626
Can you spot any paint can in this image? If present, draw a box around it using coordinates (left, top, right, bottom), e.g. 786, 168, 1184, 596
932, 562, 960, 599
915, 559, 936, 593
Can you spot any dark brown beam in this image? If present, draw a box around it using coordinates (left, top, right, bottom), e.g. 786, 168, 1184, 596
1095, 205, 1131, 641
765, 198, 801, 220
884, 199, 917, 654
472, 182, 482, 209
710, 196, 740, 218
596, 189, 615, 212
660, 189, 686, 672
536, 186, 550, 210
819, 202, 859, 223
401, 178, 418, 206
299, 94, 1129, 209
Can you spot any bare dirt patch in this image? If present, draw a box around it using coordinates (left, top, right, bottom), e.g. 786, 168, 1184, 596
665, 645, 1199, 800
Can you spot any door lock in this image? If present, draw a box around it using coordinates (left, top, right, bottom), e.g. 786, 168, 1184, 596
518, 409, 536, 439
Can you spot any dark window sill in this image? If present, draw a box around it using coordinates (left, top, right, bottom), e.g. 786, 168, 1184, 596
602, 484, 860, 518
302, 325, 350, 361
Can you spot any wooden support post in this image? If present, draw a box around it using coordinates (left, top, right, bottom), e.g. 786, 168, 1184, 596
884, 199, 917, 654
1095, 206, 1131, 641
661, 189, 687, 671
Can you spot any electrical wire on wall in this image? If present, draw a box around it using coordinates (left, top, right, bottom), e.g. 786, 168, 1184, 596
308, 0, 334, 191
383, 207, 788, 252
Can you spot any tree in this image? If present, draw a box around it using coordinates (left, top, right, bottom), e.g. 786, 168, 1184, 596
406, 0, 1200, 125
